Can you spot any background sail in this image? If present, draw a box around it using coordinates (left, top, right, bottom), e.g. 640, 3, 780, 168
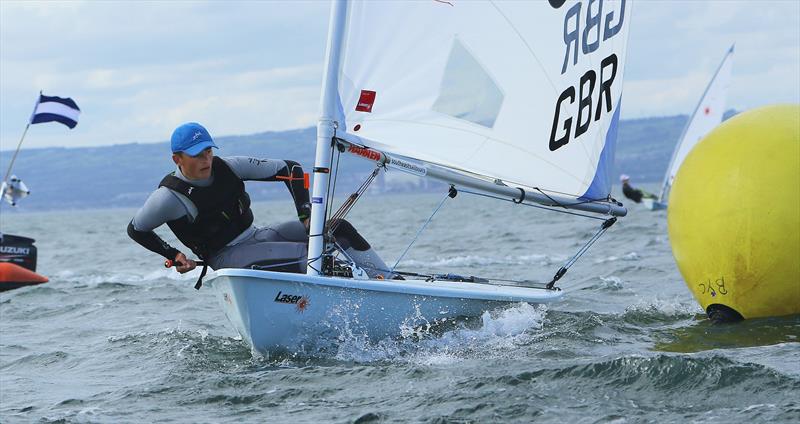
332, 0, 631, 199
660, 45, 734, 201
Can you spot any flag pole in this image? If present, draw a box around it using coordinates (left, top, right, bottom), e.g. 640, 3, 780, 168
2, 124, 31, 185
2, 92, 41, 185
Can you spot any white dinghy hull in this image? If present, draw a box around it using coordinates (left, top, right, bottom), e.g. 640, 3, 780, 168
206, 269, 563, 354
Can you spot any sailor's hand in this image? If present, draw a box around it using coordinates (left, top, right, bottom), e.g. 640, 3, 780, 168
173, 252, 197, 274
303, 218, 310, 233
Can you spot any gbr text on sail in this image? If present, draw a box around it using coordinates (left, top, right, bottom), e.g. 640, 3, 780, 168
550, 0, 626, 151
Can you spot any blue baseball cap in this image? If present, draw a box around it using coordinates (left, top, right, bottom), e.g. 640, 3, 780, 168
171, 122, 218, 156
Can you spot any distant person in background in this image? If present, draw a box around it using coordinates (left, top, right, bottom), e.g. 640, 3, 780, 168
620, 174, 657, 204
126, 122, 395, 279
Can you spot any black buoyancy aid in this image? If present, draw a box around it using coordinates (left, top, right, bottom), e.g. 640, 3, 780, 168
159, 157, 254, 259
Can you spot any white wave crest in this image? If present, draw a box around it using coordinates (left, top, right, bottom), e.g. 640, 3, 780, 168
331, 303, 548, 364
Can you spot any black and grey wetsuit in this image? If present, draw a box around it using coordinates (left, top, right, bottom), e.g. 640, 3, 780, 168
127, 156, 311, 271
622, 183, 644, 203
622, 182, 657, 204
128, 155, 395, 278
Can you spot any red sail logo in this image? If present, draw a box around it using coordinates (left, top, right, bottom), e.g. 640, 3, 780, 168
347, 145, 381, 161
356, 90, 376, 112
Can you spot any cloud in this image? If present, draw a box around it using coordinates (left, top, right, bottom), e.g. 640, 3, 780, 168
622, 0, 799, 118
0, 1, 329, 149
1, 0, 798, 149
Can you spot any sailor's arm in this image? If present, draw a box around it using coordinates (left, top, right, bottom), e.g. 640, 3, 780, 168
127, 188, 192, 267
127, 221, 179, 260
222, 156, 311, 221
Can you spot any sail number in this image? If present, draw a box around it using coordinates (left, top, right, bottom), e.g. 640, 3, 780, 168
549, 0, 626, 152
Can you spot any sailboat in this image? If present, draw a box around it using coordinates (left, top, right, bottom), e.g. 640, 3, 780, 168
0, 91, 78, 291
205, 0, 632, 354
0, 175, 47, 292
644, 45, 734, 211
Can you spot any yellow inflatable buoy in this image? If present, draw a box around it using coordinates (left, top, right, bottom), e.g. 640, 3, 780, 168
668, 104, 800, 322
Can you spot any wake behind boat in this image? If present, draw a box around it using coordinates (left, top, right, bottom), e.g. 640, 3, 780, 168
205, 0, 632, 355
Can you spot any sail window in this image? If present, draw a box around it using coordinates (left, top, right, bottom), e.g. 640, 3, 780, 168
432, 39, 504, 128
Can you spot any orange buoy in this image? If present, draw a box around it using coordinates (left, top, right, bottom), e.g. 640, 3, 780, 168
0, 262, 48, 292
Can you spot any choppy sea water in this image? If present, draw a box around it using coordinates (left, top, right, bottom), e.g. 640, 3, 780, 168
1, 191, 798, 423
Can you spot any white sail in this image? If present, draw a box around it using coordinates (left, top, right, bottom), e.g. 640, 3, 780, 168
205, 1, 634, 354
659, 45, 734, 202
329, 0, 631, 202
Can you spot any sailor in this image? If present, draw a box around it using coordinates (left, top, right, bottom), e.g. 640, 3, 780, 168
127, 122, 395, 279
619, 174, 657, 204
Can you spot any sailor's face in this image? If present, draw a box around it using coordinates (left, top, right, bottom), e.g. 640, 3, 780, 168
173, 147, 213, 180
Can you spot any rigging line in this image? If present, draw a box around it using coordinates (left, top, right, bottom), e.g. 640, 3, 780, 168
322, 137, 336, 224
508, 182, 617, 204
249, 254, 323, 271
564, 224, 609, 269
329, 165, 381, 231
531, 186, 613, 208
546, 217, 616, 289
565, 238, 598, 268
516, 183, 618, 206
391, 188, 453, 271
328, 149, 345, 223
457, 188, 606, 221
332, 165, 380, 220
326, 147, 343, 246
324, 134, 342, 238
332, 241, 397, 276
440, 273, 541, 286
391, 269, 546, 288
476, 276, 543, 286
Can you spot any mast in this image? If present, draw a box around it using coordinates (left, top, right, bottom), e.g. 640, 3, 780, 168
658, 44, 735, 202
307, 0, 348, 276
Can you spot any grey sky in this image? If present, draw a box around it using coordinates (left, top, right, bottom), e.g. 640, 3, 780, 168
1, 0, 798, 150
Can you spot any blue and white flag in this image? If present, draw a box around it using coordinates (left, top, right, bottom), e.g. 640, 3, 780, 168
29, 94, 81, 129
